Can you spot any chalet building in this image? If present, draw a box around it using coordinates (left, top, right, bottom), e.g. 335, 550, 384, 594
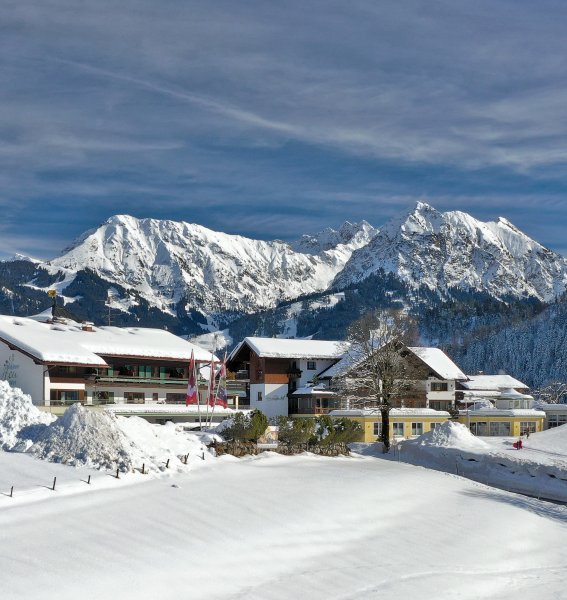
319, 345, 468, 411
227, 337, 344, 418
0, 313, 216, 416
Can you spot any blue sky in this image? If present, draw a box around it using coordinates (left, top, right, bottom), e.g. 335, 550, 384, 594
3, 0, 567, 257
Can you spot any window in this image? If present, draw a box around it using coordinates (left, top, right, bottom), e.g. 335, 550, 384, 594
152, 393, 159, 402
520, 421, 537, 435
411, 422, 423, 436
489, 421, 511, 437
307, 361, 316, 370
124, 392, 145, 404
429, 401, 452, 411
548, 414, 567, 428
50, 389, 84, 405
392, 422, 405, 437
138, 365, 154, 378
165, 393, 186, 404
430, 381, 449, 392
470, 421, 488, 436
373, 422, 382, 437
92, 391, 115, 405
430, 422, 439, 431
257, 391, 263, 402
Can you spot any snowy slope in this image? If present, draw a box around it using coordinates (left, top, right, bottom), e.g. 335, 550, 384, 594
334, 202, 567, 301
48, 215, 376, 315
1, 450, 567, 600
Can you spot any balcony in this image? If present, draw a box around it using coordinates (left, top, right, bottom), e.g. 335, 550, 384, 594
286, 368, 302, 378
93, 376, 208, 387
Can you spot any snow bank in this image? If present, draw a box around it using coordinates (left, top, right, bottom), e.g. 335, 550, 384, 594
24, 405, 210, 472
0, 381, 54, 450
391, 421, 567, 502
411, 421, 490, 451
525, 423, 567, 454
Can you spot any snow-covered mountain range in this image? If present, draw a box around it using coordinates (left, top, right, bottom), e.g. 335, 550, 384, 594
334, 202, 567, 302
46, 214, 377, 316
38, 202, 567, 321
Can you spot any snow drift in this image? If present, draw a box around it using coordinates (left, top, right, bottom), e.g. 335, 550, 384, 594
24, 404, 210, 472
0, 380, 54, 450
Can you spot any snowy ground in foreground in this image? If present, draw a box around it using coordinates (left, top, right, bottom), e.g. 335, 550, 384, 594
1, 451, 567, 600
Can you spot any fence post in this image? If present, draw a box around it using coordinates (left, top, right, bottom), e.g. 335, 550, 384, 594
52, 477, 56, 491
116, 468, 120, 479
10, 486, 13, 498
87, 475, 91, 485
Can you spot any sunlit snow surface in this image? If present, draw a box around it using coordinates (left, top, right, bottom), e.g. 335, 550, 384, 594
1, 446, 567, 599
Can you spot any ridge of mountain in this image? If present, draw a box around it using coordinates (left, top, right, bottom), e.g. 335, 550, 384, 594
332, 202, 567, 302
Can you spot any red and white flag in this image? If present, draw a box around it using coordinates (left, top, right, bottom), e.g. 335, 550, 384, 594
185, 350, 198, 406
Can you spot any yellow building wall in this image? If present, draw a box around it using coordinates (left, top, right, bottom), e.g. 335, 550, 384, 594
334, 415, 451, 443
456, 415, 544, 437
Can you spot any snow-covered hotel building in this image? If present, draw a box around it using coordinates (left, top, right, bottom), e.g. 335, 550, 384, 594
0, 312, 213, 415
227, 337, 345, 419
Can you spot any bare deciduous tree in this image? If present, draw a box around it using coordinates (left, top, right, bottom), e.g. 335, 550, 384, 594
534, 381, 567, 404
332, 309, 417, 452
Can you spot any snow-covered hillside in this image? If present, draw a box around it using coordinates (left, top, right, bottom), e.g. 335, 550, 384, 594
48, 215, 376, 315
334, 202, 567, 301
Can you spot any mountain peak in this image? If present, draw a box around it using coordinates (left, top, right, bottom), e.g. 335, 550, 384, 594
290, 220, 376, 254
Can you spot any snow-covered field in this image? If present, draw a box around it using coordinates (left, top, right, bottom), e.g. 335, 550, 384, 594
1, 386, 567, 599
1, 450, 567, 600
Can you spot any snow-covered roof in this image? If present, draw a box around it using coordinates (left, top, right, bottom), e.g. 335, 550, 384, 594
0, 315, 212, 366
330, 408, 451, 418
235, 337, 346, 360
459, 409, 546, 417
407, 347, 467, 381
292, 386, 336, 396
461, 375, 528, 391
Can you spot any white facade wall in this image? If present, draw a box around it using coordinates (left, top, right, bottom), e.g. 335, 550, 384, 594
296, 358, 336, 387
0, 341, 46, 404
425, 378, 456, 407
250, 382, 288, 418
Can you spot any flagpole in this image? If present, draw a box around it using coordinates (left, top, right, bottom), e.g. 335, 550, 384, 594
205, 352, 214, 428
195, 357, 203, 431
209, 352, 226, 427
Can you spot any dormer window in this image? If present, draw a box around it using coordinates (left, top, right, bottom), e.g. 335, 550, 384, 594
307, 361, 316, 370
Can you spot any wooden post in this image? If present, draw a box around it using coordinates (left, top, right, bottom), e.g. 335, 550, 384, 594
52, 477, 56, 491
116, 468, 120, 479
201, 451, 205, 461
141, 463, 145, 474
10, 486, 13, 498
165, 459, 170, 469
184, 453, 189, 464
87, 475, 91, 485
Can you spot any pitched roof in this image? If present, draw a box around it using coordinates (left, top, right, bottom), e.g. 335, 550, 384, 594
461, 374, 528, 391
232, 337, 346, 360
407, 347, 467, 380
0, 315, 211, 366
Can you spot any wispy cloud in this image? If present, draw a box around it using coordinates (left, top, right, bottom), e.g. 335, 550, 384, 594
2, 1, 567, 256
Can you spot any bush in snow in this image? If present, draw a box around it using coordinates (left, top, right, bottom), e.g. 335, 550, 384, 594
314, 416, 362, 445
221, 410, 268, 442
276, 416, 316, 446
0, 380, 55, 450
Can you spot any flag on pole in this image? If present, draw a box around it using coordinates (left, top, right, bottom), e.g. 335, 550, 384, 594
185, 350, 198, 406
208, 354, 217, 407
215, 355, 228, 409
